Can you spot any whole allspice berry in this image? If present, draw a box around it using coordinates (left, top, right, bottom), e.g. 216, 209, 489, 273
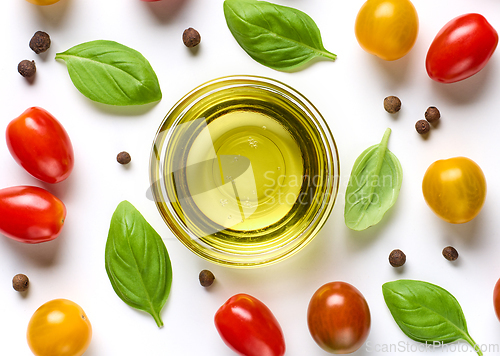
30, 31, 51, 54
183, 28, 201, 48
116, 151, 131, 165
12, 274, 29, 292
443, 246, 459, 261
18, 60, 36, 78
425, 106, 441, 123
415, 119, 430, 134
199, 269, 215, 287
389, 249, 406, 267
384, 96, 401, 114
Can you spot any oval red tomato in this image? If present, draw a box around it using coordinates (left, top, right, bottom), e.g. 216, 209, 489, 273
6, 107, 74, 184
307, 281, 371, 354
0, 186, 66, 244
214, 293, 285, 356
426, 13, 498, 83
494, 279, 500, 322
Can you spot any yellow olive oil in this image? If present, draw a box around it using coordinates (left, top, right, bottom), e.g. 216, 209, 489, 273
186, 110, 303, 232
150, 77, 337, 265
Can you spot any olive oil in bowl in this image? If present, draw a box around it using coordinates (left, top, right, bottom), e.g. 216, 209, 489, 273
150, 76, 339, 267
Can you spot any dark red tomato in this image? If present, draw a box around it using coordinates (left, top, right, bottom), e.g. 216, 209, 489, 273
0, 186, 66, 244
426, 13, 498, 83
307, 281, 370, 354
214, 293, 285, 356
6, 107, 74, 183
494, 279, 500, 322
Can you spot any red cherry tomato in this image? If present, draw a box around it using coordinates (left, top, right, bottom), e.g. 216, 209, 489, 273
0, 186, 66, 244
214, 293, 285, 356
494, 279, 500, 322
307, 281, 371, 354
6, 107, 74, 184
426, 13, 498, 83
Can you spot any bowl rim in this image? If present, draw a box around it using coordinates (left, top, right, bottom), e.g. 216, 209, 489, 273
149, 75, 340, 268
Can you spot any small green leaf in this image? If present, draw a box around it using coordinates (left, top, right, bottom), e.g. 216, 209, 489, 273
383, 280, 482, 356
56, 40, 162, 106
105, 201, 172, 327
344, 128, 402, 230
223, 0, 336, 71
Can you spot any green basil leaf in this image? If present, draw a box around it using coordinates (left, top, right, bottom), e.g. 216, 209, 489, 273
223, 0, 336, 71
105, 201, 172, 327
383, 280, 482, 356
344, 128, 402, 231
56, 40, 162, 106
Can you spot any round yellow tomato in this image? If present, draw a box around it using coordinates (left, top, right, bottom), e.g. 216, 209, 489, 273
27, 299, 92, 356
355, 0, 419, 61
422, 157, 486, 224
25, 0, 61, 5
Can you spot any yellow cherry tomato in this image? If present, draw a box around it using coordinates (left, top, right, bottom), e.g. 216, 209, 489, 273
422, 157, 486, 224
355, 0, 419, 61
25, 0, 61, 5
27, 299, 92, 356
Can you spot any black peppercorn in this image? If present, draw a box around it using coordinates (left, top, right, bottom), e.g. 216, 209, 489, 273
12, 274, 29, 292
384, 96, 401, 114
425, 106, 441, 123
30, 31, 51, 54
443, 246, 459, 261
199, 269, 215, 287
183, 28, 201, 48
389, 249, 406, 267
18, 60, 36, 78
415, 119, 430, 134
116, 151, 131, 165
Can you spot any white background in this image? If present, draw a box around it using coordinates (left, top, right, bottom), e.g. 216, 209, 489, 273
1, 0, 500, 355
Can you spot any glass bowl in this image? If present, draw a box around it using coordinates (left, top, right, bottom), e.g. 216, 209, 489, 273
149, 75, 339, 268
